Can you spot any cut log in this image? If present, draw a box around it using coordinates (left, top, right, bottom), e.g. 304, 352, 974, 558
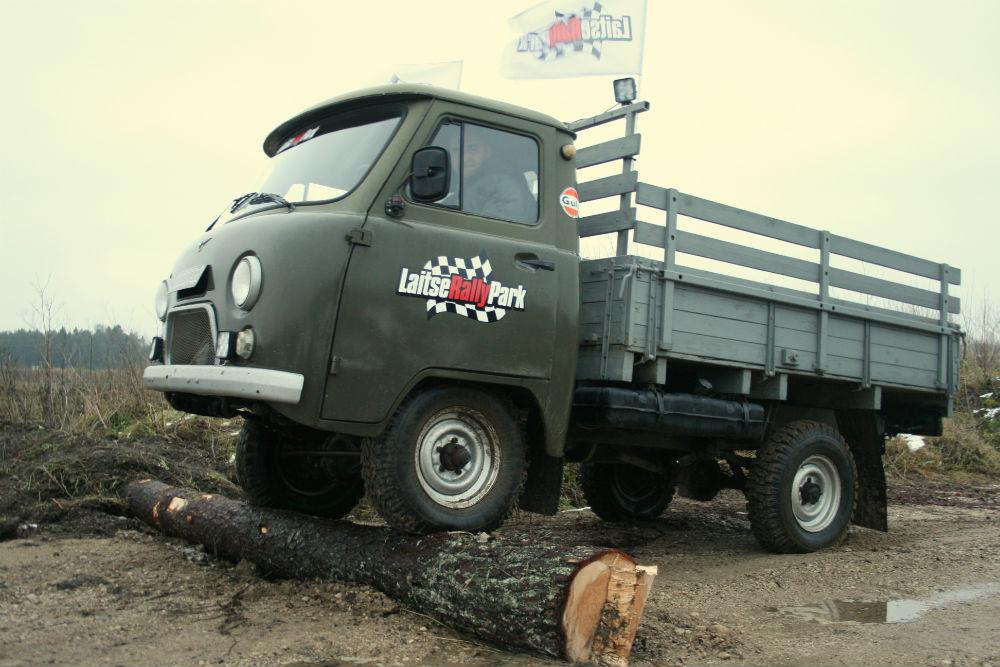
126, 480, 655, 665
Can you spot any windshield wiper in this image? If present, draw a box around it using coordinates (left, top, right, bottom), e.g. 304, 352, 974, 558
228, 191, 295, 215
248, 192, 295, 212
229, 192, 257, 214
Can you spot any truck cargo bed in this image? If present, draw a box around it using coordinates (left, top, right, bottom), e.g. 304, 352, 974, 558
569, 100, 961, 420
577, 254, 960, 406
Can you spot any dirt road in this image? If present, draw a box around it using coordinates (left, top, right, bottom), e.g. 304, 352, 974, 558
2, 478, 999, 667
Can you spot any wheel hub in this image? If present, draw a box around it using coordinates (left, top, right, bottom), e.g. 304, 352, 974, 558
799, 477, 823, 505
790, 455, 842, 533
438, 439, 472, 472
414, 409, 502, 509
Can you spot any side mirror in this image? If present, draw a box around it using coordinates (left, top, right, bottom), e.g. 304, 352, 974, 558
410, 146, 450, 202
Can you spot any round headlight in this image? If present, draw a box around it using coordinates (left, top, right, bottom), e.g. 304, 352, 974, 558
154, 280, 169, 321
231, 255, 262, 310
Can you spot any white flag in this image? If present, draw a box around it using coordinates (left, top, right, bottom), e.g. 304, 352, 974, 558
389, 60, 464, 89
501, 0, 646, 79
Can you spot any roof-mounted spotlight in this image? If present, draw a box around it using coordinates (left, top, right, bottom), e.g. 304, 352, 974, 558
613, 77, 637, 105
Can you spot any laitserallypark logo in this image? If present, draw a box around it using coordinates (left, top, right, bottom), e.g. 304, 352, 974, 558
516, 2, 634, 61
396, 254, 526, 323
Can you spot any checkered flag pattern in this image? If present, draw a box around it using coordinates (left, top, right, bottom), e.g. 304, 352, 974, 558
537, 2, 604, 61
584, 2, 604, 59
422, 255, 507, 323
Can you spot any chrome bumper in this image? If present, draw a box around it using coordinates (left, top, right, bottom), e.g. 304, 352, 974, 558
143, 365, 304, 404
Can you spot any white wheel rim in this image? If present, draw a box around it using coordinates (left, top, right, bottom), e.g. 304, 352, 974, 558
790, 454, 841, 533
414, 408, 501, 509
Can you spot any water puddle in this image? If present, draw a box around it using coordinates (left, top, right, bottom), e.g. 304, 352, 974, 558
773, 583, 1000, 624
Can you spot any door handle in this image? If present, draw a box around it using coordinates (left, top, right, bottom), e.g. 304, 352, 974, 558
516, 254, 556, 271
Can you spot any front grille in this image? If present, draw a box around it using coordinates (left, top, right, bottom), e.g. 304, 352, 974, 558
167, 306, 216, 365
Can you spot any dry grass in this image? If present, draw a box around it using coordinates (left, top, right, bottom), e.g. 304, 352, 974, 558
0, 363, 237, 449
0, 363, 242, 527
884, 301, 1000, 478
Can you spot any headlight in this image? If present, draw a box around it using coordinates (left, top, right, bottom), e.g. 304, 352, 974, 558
154, 280, 169, 321
231, 255, 262, 310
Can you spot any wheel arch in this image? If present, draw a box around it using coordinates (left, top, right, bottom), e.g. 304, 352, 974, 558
390, 370, 565, 516
386, 369, 560, 451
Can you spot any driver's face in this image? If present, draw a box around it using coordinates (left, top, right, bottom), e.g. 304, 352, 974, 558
463, 135, 490, 173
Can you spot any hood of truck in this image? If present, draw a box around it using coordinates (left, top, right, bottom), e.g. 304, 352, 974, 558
163, 207, 363, 423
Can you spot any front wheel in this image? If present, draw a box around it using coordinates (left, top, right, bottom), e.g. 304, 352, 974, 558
581, 463, 675, 521
361, 386, 527, 534
746, 420, 856, 553
235, 420, 364, 519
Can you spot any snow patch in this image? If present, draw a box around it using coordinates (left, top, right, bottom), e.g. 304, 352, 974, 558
899, 434, 926, 452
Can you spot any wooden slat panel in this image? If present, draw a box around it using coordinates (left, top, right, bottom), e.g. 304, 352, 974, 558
674, 265, 821, 308
775, 328, 862, 359
870, 344, 939, 371
576, 135, 642, 168
634, 182, 671, 209
829, 233, 961, 285
578, 208, 636, 238
577, 172, 638, 202
675, 230, 819, 282
633, 220, 665, 247
580, 281, 619, 304
776, 308, 866, 341
870, 326, 941, 355
672, 310, 767, 344
679, 193, 821, 248
829, 267, 961, 314
670, 265, 948, 334
566, 101, 650, 132
636, 185, 820, 248
870, 362, 938, 388
674, 284, 769, 324
579, 302, 625, 325
671, 330, 766, 366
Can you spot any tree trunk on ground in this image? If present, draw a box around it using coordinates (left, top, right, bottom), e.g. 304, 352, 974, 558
126, 480, 656, 665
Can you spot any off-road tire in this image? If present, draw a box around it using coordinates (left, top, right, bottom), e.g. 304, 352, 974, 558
235, 420, 364, 519
747, 420, 857, 553
581, 463, 675, 521
361, 386, 527, 534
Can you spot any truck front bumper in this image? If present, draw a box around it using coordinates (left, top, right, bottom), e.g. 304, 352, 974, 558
143, 365, 304, 405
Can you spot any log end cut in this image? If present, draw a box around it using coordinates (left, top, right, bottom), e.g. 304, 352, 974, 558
562, 552, 658, 666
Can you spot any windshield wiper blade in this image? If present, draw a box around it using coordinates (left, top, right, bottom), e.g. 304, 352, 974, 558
229, 192, 257, 214
248, 192, 295, 212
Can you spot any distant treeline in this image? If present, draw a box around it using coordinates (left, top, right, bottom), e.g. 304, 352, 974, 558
0, 326, 148, 369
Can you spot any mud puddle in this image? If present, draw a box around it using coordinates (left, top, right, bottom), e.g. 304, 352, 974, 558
774, 582, 1000, 624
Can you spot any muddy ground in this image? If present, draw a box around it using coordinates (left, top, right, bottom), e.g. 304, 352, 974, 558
2, 424, 999, 667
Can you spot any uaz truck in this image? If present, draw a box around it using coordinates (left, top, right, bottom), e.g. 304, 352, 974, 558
144, 84, 961, 553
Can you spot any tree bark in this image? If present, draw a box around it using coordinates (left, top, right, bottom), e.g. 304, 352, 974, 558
125, 480, 655, 665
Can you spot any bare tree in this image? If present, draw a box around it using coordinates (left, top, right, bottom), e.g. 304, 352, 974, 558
23, 276, 62, 423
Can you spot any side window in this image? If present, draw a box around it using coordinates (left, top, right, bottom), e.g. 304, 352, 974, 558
424, 120, 539, 225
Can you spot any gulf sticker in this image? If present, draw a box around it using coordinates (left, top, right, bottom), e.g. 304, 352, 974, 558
559, 186, 580, 218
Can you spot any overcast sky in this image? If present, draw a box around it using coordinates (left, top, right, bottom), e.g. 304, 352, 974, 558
1, 0, 997, 336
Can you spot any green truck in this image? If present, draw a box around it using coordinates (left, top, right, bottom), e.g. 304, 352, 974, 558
144, 83, 961, 553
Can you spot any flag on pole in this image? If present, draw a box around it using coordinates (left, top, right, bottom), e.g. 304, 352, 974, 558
389, 60, 464, 89
501, 0, 647, 79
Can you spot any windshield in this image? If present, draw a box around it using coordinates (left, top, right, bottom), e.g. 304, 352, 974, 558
256, 106, 403, 204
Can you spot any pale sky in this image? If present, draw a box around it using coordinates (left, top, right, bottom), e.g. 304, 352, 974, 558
1, 0, 997, 336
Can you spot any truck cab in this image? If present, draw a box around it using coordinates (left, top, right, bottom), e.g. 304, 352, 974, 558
146, 85, 580, 533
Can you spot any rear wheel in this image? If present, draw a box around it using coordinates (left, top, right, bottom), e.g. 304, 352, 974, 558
362, 386, 527, 534
235, 420, 364, 519
581, 463, 675, 521
746, 420, 856, 553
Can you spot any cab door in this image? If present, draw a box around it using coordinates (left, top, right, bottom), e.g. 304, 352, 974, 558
322, 102, 563, 423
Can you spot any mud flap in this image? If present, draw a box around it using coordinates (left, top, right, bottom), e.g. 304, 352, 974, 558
519, 447, 564, 515
838, 410, 888, 532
